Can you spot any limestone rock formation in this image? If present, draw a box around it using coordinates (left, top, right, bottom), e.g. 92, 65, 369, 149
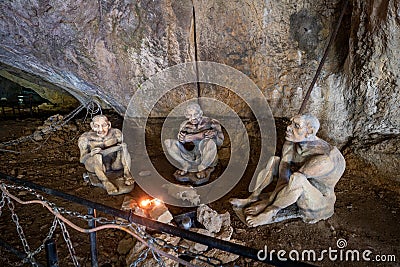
0, 0, 398, 177
0, 0, 196, 114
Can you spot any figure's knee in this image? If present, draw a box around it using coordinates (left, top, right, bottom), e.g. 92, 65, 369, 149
199, 138, 217, 151
199, 139, 217, 158
85, 154, 103, 171
164, 139, 174, 148
164, 139, 181, 152
288, 172, 307, 189
199, 139, 218, 165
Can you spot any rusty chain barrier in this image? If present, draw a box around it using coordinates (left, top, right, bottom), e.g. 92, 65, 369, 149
0, 172, 314, 267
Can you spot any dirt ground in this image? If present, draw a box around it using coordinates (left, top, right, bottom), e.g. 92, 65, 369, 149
0, 109, 398, 267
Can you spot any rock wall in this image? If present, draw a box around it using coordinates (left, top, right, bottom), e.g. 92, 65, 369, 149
0, 0, 196, 114
0, 0, 399, 177
194, 0, 351, 145
345, 0, 400, 179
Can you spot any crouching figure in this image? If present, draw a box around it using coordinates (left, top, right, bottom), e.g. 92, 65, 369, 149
78, 115, 134, 195
230, 114, 345, 226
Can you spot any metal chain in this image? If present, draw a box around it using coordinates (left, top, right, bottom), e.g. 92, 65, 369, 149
0, 98, 100, 148
30, 216, 58, 257
130, 247, 150, 267
6, 195, 38, 267
0, 103, 84, 147
3, 184, 134, 227
57, 218, 80, 267
2, 183, 226, 266
149, 242, 166, 267
83, 100, 102, 121
3, 184, 81, 266
0, 192, 5, 216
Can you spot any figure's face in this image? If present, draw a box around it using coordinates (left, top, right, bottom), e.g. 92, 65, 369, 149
285, 116, 310, 142
185, 108, 202, 125
91, 117, 110, 138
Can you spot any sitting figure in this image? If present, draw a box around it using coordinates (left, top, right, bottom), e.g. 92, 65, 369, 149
164, 103, 224, 185
230, 114, 345, 226
78, 115, 134, 195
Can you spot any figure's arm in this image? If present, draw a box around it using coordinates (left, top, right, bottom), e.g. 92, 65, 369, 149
78, 135, 91, 164
279, 141, 295, 181
298, 154, 334, 179
209, 120, 224, 146
273, 141, 295, 193
180, 131, 206, 142
177, 121, 188, 143
177, 121, 203, 143
191, 119, 224, 145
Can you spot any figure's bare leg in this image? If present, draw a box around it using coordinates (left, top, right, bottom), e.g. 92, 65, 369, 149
120, 147, 134, 185
229, 173, 272, 207
245, 198, 273, 215
176, 161, 191, 176
249, 156, 280, 192
245, 172, 306, 226
164, 139, 191, 175
230, 157, 279, 208
247, 205, 279, 227
268, 173, 304, 207
175, 170, 187, 175
195, 164, 207, 178
87, 154, 118, 194
244, 176, 290, 215
229, 193, 260, 208
198, 140, 217, 172
229, 178, 269, 207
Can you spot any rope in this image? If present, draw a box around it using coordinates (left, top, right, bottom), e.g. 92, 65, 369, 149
298, 0, 349, 114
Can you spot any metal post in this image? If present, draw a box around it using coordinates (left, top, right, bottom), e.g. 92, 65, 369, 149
45, 239, 59, 267
88, 208, 98, 267
0, 172, 315, 267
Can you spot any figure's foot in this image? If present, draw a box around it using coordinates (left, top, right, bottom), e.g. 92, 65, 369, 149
229, 197, 257, 208
103, 181, 118, 195
196, 170, 207, 179
246, 208, 277, 227
124, 173, 135, 186
176, 169, 188, 176
244, 199, 271, 215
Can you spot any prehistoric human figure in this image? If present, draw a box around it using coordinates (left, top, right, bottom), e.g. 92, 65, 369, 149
78, 115, 134, 194
230, 114, 345, 226
164, 103, 224, 184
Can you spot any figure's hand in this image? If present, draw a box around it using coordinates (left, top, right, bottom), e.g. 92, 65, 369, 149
90, 147, 102, 156
178, 132, 187, 143
119, 142, 127, 149
204, 130, 216, 139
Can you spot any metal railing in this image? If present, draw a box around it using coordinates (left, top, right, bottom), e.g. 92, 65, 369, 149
0, 172, 314, 267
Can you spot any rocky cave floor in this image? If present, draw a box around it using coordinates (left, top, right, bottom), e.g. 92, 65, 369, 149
0, 108, 398, 267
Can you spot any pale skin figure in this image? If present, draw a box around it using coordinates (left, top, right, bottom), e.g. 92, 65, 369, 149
164, 103, 224, 179
78, 115, 134, 194
230, 114, 345, 227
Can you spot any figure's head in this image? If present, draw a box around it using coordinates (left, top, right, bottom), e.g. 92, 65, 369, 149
285, 114, 320, 142
185, 103, 203, 125
90, 115, 111, 138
